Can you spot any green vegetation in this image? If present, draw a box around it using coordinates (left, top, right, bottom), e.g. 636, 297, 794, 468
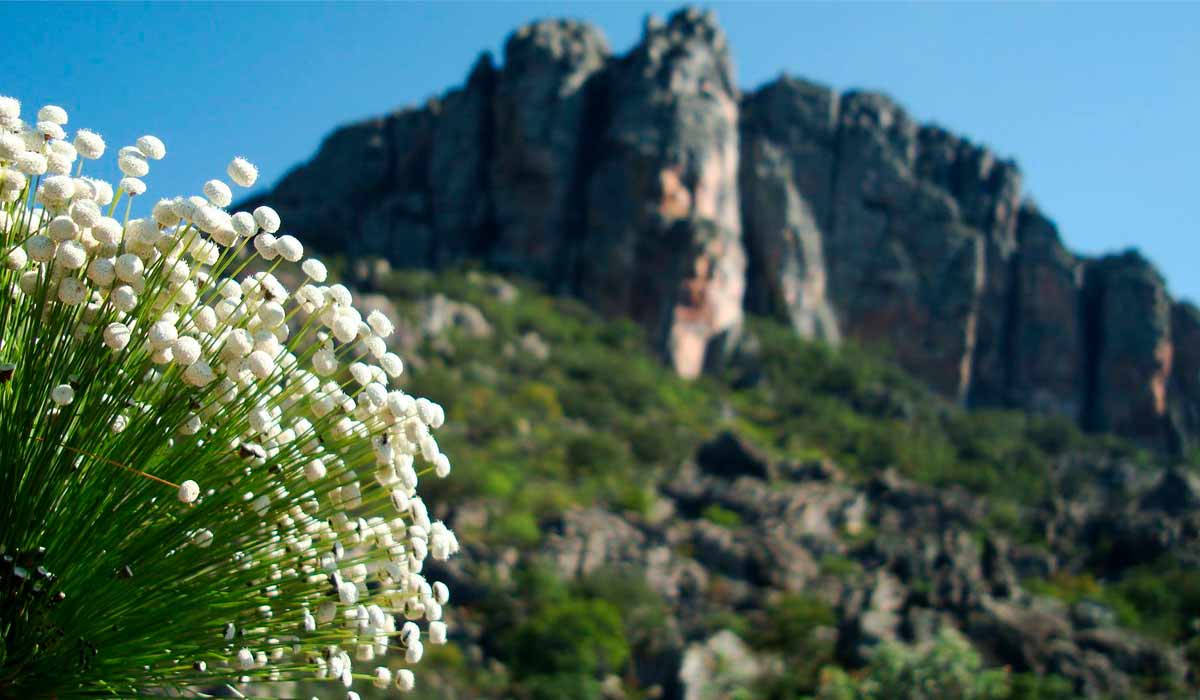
815, 629, 1010, 700
361, 267, 1177, 698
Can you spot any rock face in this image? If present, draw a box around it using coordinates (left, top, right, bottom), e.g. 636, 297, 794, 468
255, 7, 1197, 448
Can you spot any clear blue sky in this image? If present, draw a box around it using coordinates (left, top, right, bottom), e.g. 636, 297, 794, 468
4, 2, 1197, 301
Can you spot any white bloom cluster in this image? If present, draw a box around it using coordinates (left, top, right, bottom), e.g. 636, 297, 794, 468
0, 97, 458, 695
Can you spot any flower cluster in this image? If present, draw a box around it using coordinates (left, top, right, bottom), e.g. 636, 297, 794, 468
0, 96, 458, 698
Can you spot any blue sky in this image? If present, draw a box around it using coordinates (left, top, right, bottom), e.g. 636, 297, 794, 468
3, 2, 1197, 301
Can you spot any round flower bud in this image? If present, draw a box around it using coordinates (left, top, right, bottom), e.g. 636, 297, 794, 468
36, 120, 65, 141
103, 322, 131, 351
275, 235, 303, 262
118, 150, 149, 177
57, 277, 86, 305
246, 350, 275, 379
429, 620, 447, 644
235, 647, 254, 670
93, 217, 123, 246
112, 285, 137, 312
253, 233, 278, 260
404, 640, 423, 664
15, 152, 47, 176
372, 667, 392, 689
177, 479, 200, 503
203, 179, 232, 207
73, 129, 105, 159
173, 336, 201, 366
51, 383, 74, 406
87, 257, 115, 287
231, 211, 257, 238
45, 151, 72, 175
148, 320, 178, 349
0, 133, 23, 160
192, 529, 213, 548
0, 96, 19, 121
48, 215, 79, 242
41, 174, 75, 206
114, 253, 144, 282
48, 139, 76, 160
25, 235, 55, 263
135, 134, 166, 160
81, 177, 113, 206
151, 198, 181, 227
227, 156, 258, 187
304, 458, 327, 482
38, 105, 67, 125
5, 246, 27, 270
301, 258, 327, 282
55, 240, 86, 269
253, 205, 280, 233
119, 177, 146, 196
183, 359, 215, 387
367, 310, 394, 338
69, 199, 101, 228
395, 669, 415, 692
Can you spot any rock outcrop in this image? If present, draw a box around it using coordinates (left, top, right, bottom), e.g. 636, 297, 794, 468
252, 7, 1196, 449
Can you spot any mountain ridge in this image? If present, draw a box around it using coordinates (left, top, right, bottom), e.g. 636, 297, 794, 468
249, 6, 1200, 452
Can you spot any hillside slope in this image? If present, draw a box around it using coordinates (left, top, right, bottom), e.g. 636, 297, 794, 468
248, 8, 1200, 453
348, 265, 1199, 699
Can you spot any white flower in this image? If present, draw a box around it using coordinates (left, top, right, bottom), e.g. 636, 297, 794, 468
16, 152, 47, 176
80, 177, 113, 205
236, 648, 254, 670
300, 258, 328, 283
119, 177, 146, 196
192, 529, 213, 547
275, 235, 303, 262
36, 121, 65, 141
25, 235, 54, 263
114, 254, 144, 283
395, 669, 415, 692
0, 96, 19, 121
103, 322, 131, 351
173, 337, 201, 366
227, 157, 258, 187
177, 480, 200, 503
51, 383, 74, 406
56, 276, 86, 303
111, 285, 138, 312
0, 133, 25, 161
371, 667, 392, 688
135, 134, 166, 160
55, 241, 86, 270
253, 205, 280, 233
5, 246, 27, 270
69, 199, 101, 228
37, 105, 68, 125
253, 233, 278, 260
247, 350, 275, 379
231, 211, 257, 238
429, 620, 447, 644
47, 215, 78, 242
74, 129, 106, 159
118, 150, 149, 177
404, 640, 423, 664
203, 179, 232, 208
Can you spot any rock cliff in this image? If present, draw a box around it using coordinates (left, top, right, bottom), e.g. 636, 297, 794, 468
254, 7, 1197, 449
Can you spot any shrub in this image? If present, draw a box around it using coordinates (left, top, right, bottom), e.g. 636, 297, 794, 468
0, 98, 458, 696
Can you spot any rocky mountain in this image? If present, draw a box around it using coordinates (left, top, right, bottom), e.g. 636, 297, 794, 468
251, 7, 1199, 452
